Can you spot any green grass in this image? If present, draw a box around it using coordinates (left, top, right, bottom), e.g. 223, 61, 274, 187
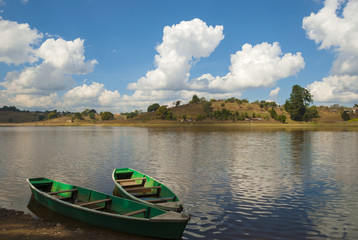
348, 118, 358, 122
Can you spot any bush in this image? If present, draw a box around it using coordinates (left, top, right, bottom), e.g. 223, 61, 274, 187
48, 112, 58, 119
196, 114, 206, 121
74, 112, 84, 120
89, 112, 96, 120
277, 115, 287, 123
147, 103, 160, 112
101, 111, 114, 120
156, 106, 174, 120
341, 111, 351, 121
126, 110, 139, 119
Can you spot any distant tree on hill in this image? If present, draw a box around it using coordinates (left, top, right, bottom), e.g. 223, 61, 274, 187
189, 95, 201, 104
202, 101, 212, 117
341, 111, 351, 121
89, 112, 96, 119
101, 111, 114, 120
175, 100, 181, 107
47, 112, 58, 119
126, 110, 139, 118
284, 85, 315, 121
74, 112, 84, 120
147, 103, 160, 112
354, 104, 358, 108
156, 106, 174, 120
0, 106, 20, 112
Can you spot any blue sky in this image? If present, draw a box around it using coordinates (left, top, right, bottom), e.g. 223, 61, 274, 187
1, 0, 357, 112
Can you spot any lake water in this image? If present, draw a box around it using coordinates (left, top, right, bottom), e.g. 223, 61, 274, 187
0, 126, 357, 239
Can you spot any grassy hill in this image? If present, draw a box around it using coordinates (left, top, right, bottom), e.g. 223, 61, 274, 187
0, 100, 354, 125
0, 111, 45, 123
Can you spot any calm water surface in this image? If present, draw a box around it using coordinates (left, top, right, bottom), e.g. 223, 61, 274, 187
0, 126, 357, 239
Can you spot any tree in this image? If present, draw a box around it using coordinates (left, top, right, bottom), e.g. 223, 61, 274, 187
189, 95, 200, 104
284, 85, 314, 121
175, 100, 181, 107
202, 101, 212, 116
147, 103, 160, 112
277, 114, 286, 123
354, 104, 358, 108
74, 112, 84, 120
341, 111, 351, 121
156, 106, 174, 120
269, 108, 278, 120
101, 111, 114, 120
89, 112, 96, 119
48, 112, 58, 119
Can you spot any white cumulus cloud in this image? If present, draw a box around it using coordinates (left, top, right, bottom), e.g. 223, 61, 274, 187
269, 87, 281, 99
10, 93, 60, 108
36, 38, 98, 74
2, 63, 74, 95
303, 0, 358, 103
63, 82, 121, 108
189, 42, 304, 92
0, 17, 42, 64
128, 18, 224, 91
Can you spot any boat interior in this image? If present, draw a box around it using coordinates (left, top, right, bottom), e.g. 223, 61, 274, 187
30, 178, 166, 219
114, 170, 178, 204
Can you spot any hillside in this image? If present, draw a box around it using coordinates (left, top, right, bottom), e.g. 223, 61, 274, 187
0, 100, 355, 125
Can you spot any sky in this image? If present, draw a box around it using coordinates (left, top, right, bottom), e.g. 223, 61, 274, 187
1, 0, 358, 113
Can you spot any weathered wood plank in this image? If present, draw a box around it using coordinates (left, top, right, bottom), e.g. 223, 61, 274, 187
76, 198, 112, 207
123, 208, 146, 216
145, 197, 174, 203
126, 186, 161, 193
116, 177, 146, 183
48, 189, 78, 195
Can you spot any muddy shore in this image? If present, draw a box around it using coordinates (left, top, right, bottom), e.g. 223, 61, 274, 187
0, 208, 153, 240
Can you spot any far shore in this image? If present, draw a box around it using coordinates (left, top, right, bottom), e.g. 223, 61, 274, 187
1, 119, 358, 130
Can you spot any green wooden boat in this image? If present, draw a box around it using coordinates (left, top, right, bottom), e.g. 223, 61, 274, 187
112, 168, 183, 212
27, 177, 190, 239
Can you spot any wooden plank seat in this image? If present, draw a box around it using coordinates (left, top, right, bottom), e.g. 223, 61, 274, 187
48, 189, 78, 195
76, 198, 112, 208
126, 186, 161, 193
132, 192, 158, 198
116, 177, 147, 183
122, 208, 146, 216
144, 197, 175, 203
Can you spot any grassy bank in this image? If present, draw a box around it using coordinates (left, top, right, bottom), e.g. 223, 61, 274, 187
1, 118, 358, 131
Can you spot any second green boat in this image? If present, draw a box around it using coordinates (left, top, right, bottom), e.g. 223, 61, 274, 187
112, 168, 183, 212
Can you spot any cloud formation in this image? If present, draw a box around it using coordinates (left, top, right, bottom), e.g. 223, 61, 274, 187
303, 0, 358, 103
269, 87, 281, 99
128, 18, 224, 91
0, 17, 98, 109
0, 17, 42, 64
190, 42, 304, 92
63, 82, 121, 108
1, 17, 305, 112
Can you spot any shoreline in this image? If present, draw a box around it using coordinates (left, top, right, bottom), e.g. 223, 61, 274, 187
0, 208, 150, 239
1, 120, 358, 130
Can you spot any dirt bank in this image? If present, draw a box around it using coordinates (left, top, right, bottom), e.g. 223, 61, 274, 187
0, 208, 152, 240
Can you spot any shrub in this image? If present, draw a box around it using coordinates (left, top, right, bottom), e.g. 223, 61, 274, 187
101, 111, 114, 120
277, 115, 287, 123
74, 112, 84, 120
147, 103, 160, 112
48, 112, 58, 119
341, 111, 351, 121
89, 112, 96, 120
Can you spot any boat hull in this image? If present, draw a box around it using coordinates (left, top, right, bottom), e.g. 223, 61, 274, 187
27, 178, 189, 239
112, 168, 183, 212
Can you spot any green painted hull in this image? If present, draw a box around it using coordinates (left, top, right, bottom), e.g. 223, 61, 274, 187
112, 168, 183, 212
27, 178, 190, 239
